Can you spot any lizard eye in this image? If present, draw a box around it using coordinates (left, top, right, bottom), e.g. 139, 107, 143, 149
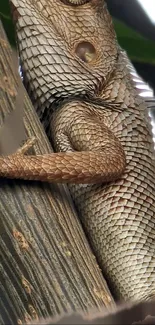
60, 0, 90, 5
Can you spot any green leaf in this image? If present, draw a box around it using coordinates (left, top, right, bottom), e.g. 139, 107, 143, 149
114, 19, 155, 64
0, 0, 16, 47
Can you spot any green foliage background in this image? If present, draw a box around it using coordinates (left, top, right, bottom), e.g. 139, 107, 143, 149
0, 0, 155, 64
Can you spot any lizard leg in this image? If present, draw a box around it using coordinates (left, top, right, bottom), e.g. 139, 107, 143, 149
0, 101, 126, 184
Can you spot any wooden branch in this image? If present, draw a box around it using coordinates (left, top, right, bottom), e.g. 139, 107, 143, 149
30, 300, 155, 325
0, 21, 115, 325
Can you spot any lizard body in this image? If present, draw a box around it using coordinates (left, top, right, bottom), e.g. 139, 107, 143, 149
1, 0, 155, 301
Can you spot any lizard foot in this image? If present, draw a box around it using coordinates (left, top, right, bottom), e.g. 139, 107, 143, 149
15, 136, 38, 156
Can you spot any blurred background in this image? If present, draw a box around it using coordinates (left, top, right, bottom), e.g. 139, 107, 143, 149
106, 0, 155, 95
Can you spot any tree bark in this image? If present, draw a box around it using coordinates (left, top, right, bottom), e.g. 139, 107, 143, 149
29, 300, 155, 325
0, 21, 115, 325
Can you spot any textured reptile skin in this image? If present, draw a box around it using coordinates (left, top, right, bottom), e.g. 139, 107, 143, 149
2, 0, 155, 301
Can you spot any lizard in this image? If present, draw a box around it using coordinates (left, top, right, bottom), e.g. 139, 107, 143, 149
0, 0, 155, 302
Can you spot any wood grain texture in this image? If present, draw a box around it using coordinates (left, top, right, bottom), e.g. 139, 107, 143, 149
29, 300, 155, 325
0, 21, 115, 325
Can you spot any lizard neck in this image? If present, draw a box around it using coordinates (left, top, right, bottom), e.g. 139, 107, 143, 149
99, 49, 154, 110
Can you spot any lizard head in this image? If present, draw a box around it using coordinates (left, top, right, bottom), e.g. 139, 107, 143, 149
11, 0, 118, 122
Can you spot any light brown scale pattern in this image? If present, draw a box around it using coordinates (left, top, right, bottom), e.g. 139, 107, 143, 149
4, 0, 155, 301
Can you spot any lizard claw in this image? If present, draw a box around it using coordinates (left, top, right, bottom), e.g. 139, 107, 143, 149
15, 136, 38, 155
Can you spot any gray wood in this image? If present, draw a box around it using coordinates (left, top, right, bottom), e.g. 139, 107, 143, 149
0, 21, 114, 325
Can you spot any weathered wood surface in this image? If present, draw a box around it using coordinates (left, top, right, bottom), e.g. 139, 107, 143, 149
29, 300, 155, 325
0, 21, 115, 325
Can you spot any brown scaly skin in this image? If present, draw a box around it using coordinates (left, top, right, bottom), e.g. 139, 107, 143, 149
1, 0, 155, 301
